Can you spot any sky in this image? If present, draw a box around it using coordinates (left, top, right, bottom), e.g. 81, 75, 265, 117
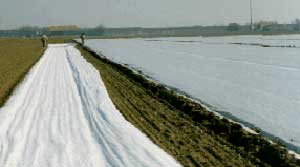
0, 0, 299, 29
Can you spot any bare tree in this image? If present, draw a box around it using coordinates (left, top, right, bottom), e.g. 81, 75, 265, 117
292, 19, 300, 31
93, 25, 105, 33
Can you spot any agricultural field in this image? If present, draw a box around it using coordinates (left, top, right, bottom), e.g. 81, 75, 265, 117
0, 39, 44, 106
78, 42, 300, 167
0, 43, 183, 167
78, 47, 260, 167
0, 38, 70, 107
0, 38, 299, 166
150, 35, 300, 47
84, 35, 300, 152
3, 0, 300, 166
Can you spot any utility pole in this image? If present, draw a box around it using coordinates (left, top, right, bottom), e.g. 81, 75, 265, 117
250, 0, 254, 30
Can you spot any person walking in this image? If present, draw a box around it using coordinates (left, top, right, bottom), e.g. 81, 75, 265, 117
41, 35, 48, 48
80, 33, 86, 45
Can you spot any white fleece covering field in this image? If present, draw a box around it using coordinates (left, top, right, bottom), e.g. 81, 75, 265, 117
84, 35, 300, 149
150, 35, 300, 47
0, 44, 181, 167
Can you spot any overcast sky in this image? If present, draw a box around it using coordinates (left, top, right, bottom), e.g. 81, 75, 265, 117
0, 0, 298, 29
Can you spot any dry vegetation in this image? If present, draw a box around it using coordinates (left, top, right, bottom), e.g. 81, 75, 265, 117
0, 38, 44, 106
0, 38, 72, 107
77, 44, 300, 167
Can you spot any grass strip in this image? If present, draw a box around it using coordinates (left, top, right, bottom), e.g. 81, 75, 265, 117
0, 39, 44, 106
0, 38, 73, 107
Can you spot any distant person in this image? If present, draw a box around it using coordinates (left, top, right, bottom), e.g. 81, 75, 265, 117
41, 35, 48, 48
80, 33, 86, 45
